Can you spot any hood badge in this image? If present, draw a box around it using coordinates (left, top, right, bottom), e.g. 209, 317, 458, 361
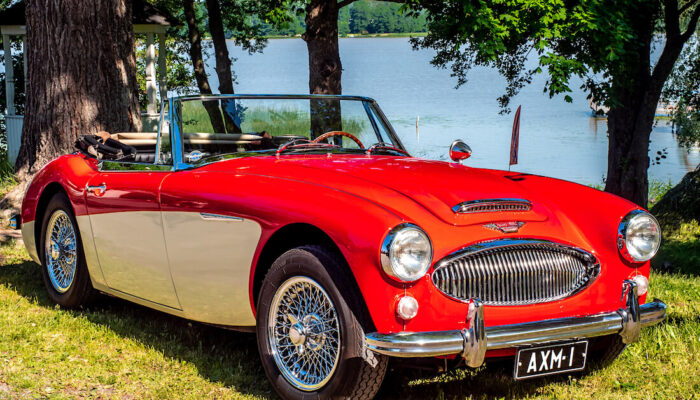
483, 221, 526, 233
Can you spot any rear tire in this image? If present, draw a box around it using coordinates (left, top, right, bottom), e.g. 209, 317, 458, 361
256, 245, 388, 400
39, 192, 96, 308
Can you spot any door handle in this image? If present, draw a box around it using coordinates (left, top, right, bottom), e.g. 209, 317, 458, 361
86, 184, 107, 196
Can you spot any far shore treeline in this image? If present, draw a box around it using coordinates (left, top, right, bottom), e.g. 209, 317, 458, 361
253, 0, 429, 37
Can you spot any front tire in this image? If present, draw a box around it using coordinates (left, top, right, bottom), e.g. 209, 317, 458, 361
256, 246, 388, 399
39, 192, 96, 308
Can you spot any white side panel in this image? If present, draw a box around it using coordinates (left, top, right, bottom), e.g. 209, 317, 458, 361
163, 212, 261, 326
90, 211, 180, 309
75, 215, 108, 290
21, 220, 39, 264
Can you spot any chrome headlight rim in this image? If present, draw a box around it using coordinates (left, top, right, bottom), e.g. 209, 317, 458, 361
380, 223, 433, 283
617, 210, 661, 263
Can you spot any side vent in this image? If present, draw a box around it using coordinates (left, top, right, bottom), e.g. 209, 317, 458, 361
452, 198, 532, 214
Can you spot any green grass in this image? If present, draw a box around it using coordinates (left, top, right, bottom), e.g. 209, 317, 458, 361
0, 152, 16, 198
652, 220, 700, 275
0, 228, 698, 399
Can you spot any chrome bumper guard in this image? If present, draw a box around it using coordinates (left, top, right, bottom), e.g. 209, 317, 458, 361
365, 280, 666, 368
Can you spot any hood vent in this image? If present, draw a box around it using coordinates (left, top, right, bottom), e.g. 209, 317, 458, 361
452, 198, 531, 214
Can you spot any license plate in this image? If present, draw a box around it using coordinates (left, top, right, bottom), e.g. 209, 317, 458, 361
514, 340, 588, 380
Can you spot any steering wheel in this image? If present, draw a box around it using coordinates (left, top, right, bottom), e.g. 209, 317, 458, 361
312, 131, 364, 149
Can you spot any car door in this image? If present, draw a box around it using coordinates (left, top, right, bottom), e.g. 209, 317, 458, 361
85, 163, 180, 309
158, 170, 262, 326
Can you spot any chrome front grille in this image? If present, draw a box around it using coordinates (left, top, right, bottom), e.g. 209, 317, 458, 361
432, 239, 599, 306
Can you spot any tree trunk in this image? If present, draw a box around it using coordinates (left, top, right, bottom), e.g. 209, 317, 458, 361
304, 0, 343, 137
14, 0, 141, 180
206, 0, 234, 95
604, 11, 689, 208
205, 0, 241, 133
605, 102, 655, 207
183, 0, 225, 133
603, 14, 656, 208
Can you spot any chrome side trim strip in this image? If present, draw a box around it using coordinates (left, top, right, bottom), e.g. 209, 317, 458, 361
452, 198, 532, 214
365, 284, 666, 362
199, 212, 244, 222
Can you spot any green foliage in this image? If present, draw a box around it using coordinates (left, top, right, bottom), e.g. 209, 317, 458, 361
0, 150, 16, 197
146, 0, 275, 98
135, 36, 196, 111
662, 36, 700, 149
347, 1, 428, 35
648, 179, 675, 208
404, 0, 699, 113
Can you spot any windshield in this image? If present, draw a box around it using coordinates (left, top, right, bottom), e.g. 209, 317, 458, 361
173, 96, 406, 164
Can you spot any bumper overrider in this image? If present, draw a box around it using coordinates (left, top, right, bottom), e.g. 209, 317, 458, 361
365, 280, 666, 367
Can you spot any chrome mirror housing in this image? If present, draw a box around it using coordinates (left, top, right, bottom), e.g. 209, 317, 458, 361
449, 140, 472, 163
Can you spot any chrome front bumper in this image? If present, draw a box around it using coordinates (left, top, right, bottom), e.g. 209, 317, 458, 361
365, 281, 666, 368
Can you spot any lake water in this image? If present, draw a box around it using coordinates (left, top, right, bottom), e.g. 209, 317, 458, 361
204, 37, 700, 186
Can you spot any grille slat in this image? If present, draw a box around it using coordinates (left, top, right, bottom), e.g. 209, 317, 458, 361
432, 242, 598, 306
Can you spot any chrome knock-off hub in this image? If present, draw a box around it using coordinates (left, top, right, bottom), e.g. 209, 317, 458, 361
44, 210, 78, 293
269, 277, 341, 391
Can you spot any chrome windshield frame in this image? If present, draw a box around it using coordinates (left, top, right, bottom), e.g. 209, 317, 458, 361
167, 94, 407, 171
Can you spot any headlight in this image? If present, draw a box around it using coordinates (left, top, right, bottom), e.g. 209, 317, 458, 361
380, 223, 433, 282
617, 210, 661, 263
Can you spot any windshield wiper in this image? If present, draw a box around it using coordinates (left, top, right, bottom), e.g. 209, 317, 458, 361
276, 138, 341, 155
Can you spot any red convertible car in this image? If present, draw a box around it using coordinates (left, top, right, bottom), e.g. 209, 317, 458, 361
17, 95, 665, 399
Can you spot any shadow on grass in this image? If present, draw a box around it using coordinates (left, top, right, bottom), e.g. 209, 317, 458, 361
652, 236, 700, 277
378, 360, 571, 400
0, 256, 576, 400
0, 257, 273, 398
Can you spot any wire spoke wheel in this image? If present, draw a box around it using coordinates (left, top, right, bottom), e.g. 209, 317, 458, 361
268, 276, 341, 391
44, 210, 77, 293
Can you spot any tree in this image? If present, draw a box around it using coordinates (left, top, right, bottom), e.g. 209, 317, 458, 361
14, 0, 142, 181
178, 0, 272, 133
404, 0, 700, 207
182, 0, 226, 132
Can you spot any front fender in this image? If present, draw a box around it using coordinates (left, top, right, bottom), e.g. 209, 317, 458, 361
159, 170, 412, 332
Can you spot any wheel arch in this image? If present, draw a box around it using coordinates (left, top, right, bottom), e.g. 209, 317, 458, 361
33, 182, 72, 255
251, 222, 377, 331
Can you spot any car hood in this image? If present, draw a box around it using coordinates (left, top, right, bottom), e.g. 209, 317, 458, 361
204, 155, 552, 226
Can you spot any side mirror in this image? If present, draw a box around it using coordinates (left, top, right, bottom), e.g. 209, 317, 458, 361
449, 140, 472, 164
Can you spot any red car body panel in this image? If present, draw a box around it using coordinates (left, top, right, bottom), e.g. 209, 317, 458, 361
22, 153, 648, 348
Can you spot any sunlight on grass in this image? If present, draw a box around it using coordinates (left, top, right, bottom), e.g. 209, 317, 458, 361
0, 238, 697, 399
0, 240, 270, 399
